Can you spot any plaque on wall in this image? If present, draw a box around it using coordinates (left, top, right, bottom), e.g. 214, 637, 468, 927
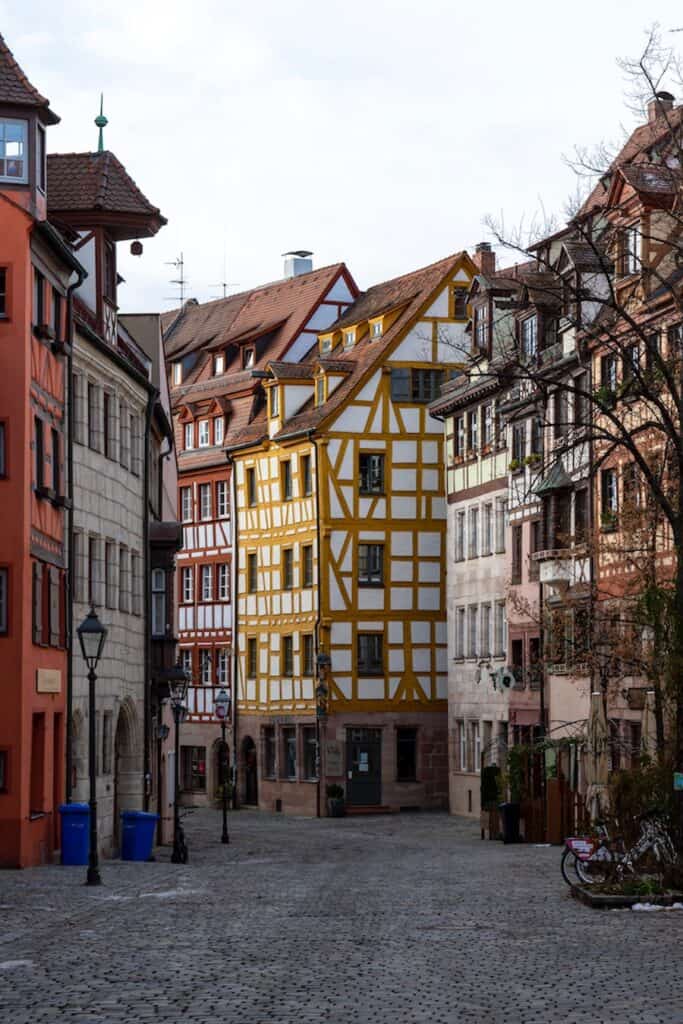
36, 669, 61, 694
325, 741, 343, 776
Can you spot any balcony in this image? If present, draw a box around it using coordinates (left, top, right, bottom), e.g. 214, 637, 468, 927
532, 548, 591, 591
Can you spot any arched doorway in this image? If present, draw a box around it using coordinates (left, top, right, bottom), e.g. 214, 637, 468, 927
113, 699, 141, 849
242, 736, 258, 806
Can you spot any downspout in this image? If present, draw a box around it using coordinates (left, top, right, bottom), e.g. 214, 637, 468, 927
65, 264, 86, 803
142, 388, 159, 812
226, 451, 239, 809
311, 432, 323, 819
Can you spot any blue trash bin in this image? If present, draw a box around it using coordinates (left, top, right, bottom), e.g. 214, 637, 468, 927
59, 803, 90, 865
120, 810, 159, 861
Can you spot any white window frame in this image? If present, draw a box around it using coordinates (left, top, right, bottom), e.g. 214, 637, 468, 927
151, 568, 166, 637
468, 605, 478, 659
214, 417, 224, 447
213, 354, 225, 376
0, 117, 28, 184
201, 565, 213, 601
172, 362, 182, 386
182, 566, 194, 604
455, 511, 465, 562
216, 480, 228, 519
181, 486, 192, 522
468, 507, 479, 558
184, 422, 194, 450
198, 419, 210, 448
371, 321, 383, 338
200, 649, 212, 685
216, 648, 229, 685
458, 720, 466, 772
344, 330, 355, 348
199, 482, 211, 520
218, 563, 229, 601
455, 607, 465, 659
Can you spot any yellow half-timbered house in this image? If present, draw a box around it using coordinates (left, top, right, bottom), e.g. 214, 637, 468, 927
230, 252, 477, 814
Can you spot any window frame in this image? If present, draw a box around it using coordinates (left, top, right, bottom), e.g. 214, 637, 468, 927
216, 479, 228, 519
151, 567, 166, 637
359, 452, 385, 495
181, 486, 193, 522
357, 632, 384, 676
358, 542, 384, 586
198, 419, 210, 448
0, 117, 28, 184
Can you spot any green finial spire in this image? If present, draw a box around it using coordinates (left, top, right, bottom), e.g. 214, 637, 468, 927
94, 93, 108, 152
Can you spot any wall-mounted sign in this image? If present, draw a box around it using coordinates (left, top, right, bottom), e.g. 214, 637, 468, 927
36, 669, 61, 694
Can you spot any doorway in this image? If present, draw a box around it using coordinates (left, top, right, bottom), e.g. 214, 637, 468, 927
242, 736, 258, 805
346, 728, 382, 805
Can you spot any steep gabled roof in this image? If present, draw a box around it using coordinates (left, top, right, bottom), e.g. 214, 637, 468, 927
0, 33, 59, 124
47, 151, 166, 236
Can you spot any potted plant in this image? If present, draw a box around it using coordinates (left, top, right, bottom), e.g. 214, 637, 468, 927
524, 452, 541, 466
326, 783, 346, 818
508, 458, 521, 472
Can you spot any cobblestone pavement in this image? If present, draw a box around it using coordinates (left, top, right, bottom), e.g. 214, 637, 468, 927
1, 810, 683, 1024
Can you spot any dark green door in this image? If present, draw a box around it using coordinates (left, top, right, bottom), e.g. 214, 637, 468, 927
346, 728, 382, 806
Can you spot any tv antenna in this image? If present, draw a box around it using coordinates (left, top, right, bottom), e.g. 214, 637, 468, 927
210, 244, 239, 299
165, 252, 187, 304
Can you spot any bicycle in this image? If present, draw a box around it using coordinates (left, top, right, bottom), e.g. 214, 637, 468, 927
561, 813, 675, 886
171, 806, 194, 865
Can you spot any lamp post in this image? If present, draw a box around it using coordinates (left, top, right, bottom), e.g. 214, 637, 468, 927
215, 687, 231, 844
76, 605, 108, 887
168, 662, 189, 864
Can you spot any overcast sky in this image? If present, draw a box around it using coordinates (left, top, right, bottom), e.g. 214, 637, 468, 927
2, 1, 682, 310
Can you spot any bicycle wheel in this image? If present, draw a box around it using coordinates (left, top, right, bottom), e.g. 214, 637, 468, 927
561, 848, 580, 886
575, 853, 611, 885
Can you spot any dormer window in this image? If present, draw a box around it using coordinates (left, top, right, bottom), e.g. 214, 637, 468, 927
198, 419, 210, 447
214, 353, 225, 375
242, 347, 255, 369
0, 119, 28, 183
320, 336, 332, 354
269, 385, 279, 419
371, 321, 383, 338
184, 423, 194, 450
315, 377, 325, 407
172, 362, 182, 386
344, 330, 355, 349
620, 224, 640, 277
474, 304, 489, 351
214, 416, 224, 446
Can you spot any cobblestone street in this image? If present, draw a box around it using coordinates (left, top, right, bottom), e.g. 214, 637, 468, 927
1, 810, 682, 1024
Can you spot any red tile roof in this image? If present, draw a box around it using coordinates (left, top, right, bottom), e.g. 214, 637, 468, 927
0, 33, 59, 124
46, 151, 166, 236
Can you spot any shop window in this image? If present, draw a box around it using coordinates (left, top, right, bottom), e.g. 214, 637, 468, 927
396, 728, 417, 781
263, 726, 276, 778
181, 746, 206, 791
282, 727, 297, 779
303, 726, 318, 779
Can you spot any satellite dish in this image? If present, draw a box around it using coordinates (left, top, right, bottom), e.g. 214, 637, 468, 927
499, 668, 516, 689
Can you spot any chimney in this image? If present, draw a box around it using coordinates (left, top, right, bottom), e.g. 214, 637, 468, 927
283, 250, 313, 278
647, 90, 675, 123
473, 241, 495, 277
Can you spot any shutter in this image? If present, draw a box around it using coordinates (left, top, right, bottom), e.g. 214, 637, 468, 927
49, 567, 60, 646
32, 562, 42, 644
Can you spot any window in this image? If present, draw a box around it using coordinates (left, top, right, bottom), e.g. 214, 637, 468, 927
130, 414, 141, 475
216, 480, 228, 518
453, 288, 468, 319
455, 607, 465, 659
184, 422, 194, 450
396, 728, 417, 781
201, 565, 213, 601
47, 566, 61, 647
30, 713, 45, 813
468, 507, 478, 558
601, 468, 618, 527
359, 453, 384, 494
553, 390, 568, 440
264, 726, 276, 777
371, 320, 383, 338
495, 601, 507, 657
172, 363, 182, 386
455, 416, 465, 458
180, 648, 193, 681
214, 417, 224, 447
302, 634, 314, 676
511, 524, 523, 584
0, 118, 28, 182
283, 727, 297, 779
151, 568, 166, 636
302, 544, 313, 588
131, 552, 142, 615
269, 386, 279, 418
33, 268, 45, 329
483, 404, 493, 447
119, 401, 129, 467
320, 335, 332, 354
118, 546, 129, 612
455, 510, 466, 561
511, 423, 526, 464
218, 563, 230, 601
357, 633, 383, 675
621, 224, 640, 276
0, 267, 6, 318
390, 368, 444, 403
103, 392, 117, 460
32, 561, 43, 644
0, 567, 7, 635
105, 542, 117, 609
34, 417, 44, 491
601, 353, 617, 392
468, 409, 478, 452
181, 566, 194, 603
457, 720, 466, 772
574, 488, 588, 542
283, 548, 294, 590
358, 543, 383, 585
530, 415, 543, 455
181, 746, 206, 791
216, 648, 229, 686
573, 372, 589, 427
198, 420, 210, 447
181, 486, 192, 522
303, 726, 318, 779
482, 504, 493, 556
0, 750, 7, 793
200, 649, 212, 685
344, 330, 355, 349
480, 604, 491, 657
213, 354, 225, 375
315, 377, 325, 407
199, 482, 211, 520
87, 383, 101, 451
468, 605, 478, 658
529, 521, 542, 581
511, 638, 524, 682
247, 467, 257, 507
282, 635, 294, 676
302, 454, 312, 496
88, 536, 102, 606
247, 637, 258, 679
242, 347, 255, 369
521, 316, 537, 359
247, 552, 258, 593
495, 499, 508, 553
474, 303, 489, 351
471, 722, 481, 774
51, 289, 62, 339
281, 460, 292, 500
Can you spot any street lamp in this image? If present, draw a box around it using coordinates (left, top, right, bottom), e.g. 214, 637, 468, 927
77, 605, 108, 886
215, 687, 231, 844
168, 662, 189, 864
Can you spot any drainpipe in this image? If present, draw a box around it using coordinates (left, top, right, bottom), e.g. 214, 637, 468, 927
142, 388, 159, 812
65, 264, 87, 803
311, 433, 323, 818
226, 451, 239, 809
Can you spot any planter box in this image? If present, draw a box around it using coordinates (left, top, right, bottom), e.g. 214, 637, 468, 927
571, 884, 683, 910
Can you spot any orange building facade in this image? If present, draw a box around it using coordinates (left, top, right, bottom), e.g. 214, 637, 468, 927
0, 36, 84, 866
